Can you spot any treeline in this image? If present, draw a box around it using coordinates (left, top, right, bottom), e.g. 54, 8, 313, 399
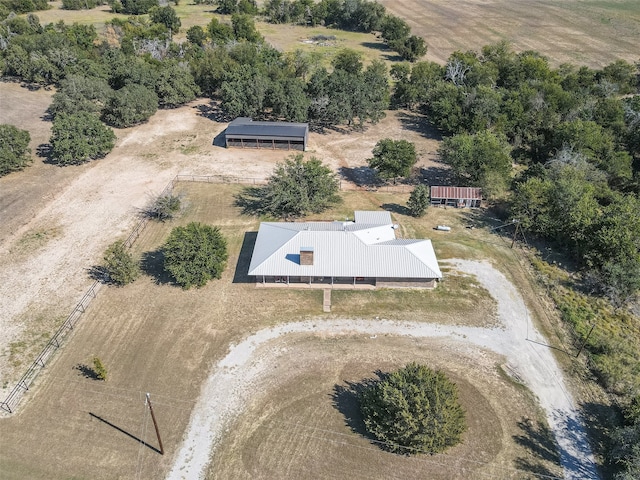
390, 43, 640, 301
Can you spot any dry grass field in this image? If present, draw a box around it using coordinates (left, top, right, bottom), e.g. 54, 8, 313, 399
0, 182, 564, 480
380, 0, 640, 67
2, 0, 634, 477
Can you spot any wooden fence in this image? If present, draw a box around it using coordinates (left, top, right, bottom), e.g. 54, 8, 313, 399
0, 173, 413, 414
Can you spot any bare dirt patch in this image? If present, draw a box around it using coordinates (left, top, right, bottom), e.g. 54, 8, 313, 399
380, 0, 640, 68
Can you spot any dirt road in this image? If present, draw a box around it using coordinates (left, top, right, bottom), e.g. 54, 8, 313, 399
167, 260, 599, 480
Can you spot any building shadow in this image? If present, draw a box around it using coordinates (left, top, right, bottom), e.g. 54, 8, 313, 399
232, 231, 257, 283
88, 412, 161, 454
212, 129, 226, 147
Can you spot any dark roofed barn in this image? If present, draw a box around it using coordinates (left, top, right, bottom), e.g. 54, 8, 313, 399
225, 117, 309, 151
430, 186, 482, 208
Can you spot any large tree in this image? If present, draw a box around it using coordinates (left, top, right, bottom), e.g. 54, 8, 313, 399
102, 84, 158, 127
358, 363, 467, 454
238, 154, 340, 218
0, 124, 31, 176
163, 222, 228, 289
367, 138, 417, 183
50, 112, 115, 165
438, 130, 512, 198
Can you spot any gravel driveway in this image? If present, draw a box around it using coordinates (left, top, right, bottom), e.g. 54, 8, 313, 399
167, 259, 600, 480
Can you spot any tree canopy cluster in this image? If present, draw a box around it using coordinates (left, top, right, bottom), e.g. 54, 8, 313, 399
391, 42, 640, 300
0, 124, 31, 176
358, 363, 467, 454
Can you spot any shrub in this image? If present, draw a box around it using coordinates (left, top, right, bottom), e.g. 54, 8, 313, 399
103, 240, 139, 285
146, 193, 181, 221
358, 363, 467, 454
92, 357, 107, 380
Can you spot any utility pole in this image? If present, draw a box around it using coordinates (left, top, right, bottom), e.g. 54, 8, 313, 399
575, 323, 596, 358
510, 220, 520, 249
146, 393, 164, 455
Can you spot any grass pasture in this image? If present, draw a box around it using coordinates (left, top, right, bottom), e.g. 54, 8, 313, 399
0, 183, 563, 479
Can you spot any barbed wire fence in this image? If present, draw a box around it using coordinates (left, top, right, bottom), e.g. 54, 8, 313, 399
0, 173, 413, 414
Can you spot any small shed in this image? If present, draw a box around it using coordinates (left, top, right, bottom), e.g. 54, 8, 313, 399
430, 186, 482, 208
225, 117, 309, 151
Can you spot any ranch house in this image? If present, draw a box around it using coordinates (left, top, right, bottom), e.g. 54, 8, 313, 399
247, 211, 442, 288
430, 186, 482, 208
225, 117, 309, 151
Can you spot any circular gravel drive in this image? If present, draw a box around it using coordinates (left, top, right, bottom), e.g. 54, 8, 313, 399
167, 259, 600, 480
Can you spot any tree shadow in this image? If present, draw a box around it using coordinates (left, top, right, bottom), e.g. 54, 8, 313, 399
419, 165, 455, 186
339, 166, 379, 187
193, 100, 232, 123
381, 203, 411, 217
512, 418, 561, 466
140, 248, 173, 285
37, 143, 55, 163
88, 412, 161, 454
232, 231, 257, 283
75, 363, 100, 380
332, 372, 389, 450
397, 111, 443, 141
579, 401, 622, 479
331, 381, 371, 439
234, 186, 267, 217
87, 265, 110, 284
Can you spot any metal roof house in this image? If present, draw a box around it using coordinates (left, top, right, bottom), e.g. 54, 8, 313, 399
225, 117, 309, 151
247, 211, 442, 288
430, 186, 482, 208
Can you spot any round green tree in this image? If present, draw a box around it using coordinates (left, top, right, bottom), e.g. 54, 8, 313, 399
358, 363, 467, 454
368, 138, 417, 183
163, 222, 228, 289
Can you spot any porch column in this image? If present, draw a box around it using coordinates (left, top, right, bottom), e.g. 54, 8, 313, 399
262, 275, 265, 284
287, 275, 289, 285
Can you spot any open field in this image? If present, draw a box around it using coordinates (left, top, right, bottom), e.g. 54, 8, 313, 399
32, 0, 640, 68
380, 0, 640, 67
0, 182, 569, 480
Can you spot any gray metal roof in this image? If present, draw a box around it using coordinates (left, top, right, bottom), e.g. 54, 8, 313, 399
354, 210, 392, 224
248, 212, 442, 279
226, 117, 308, 140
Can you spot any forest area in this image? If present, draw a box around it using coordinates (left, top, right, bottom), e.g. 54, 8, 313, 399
1, 0, 639, 477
